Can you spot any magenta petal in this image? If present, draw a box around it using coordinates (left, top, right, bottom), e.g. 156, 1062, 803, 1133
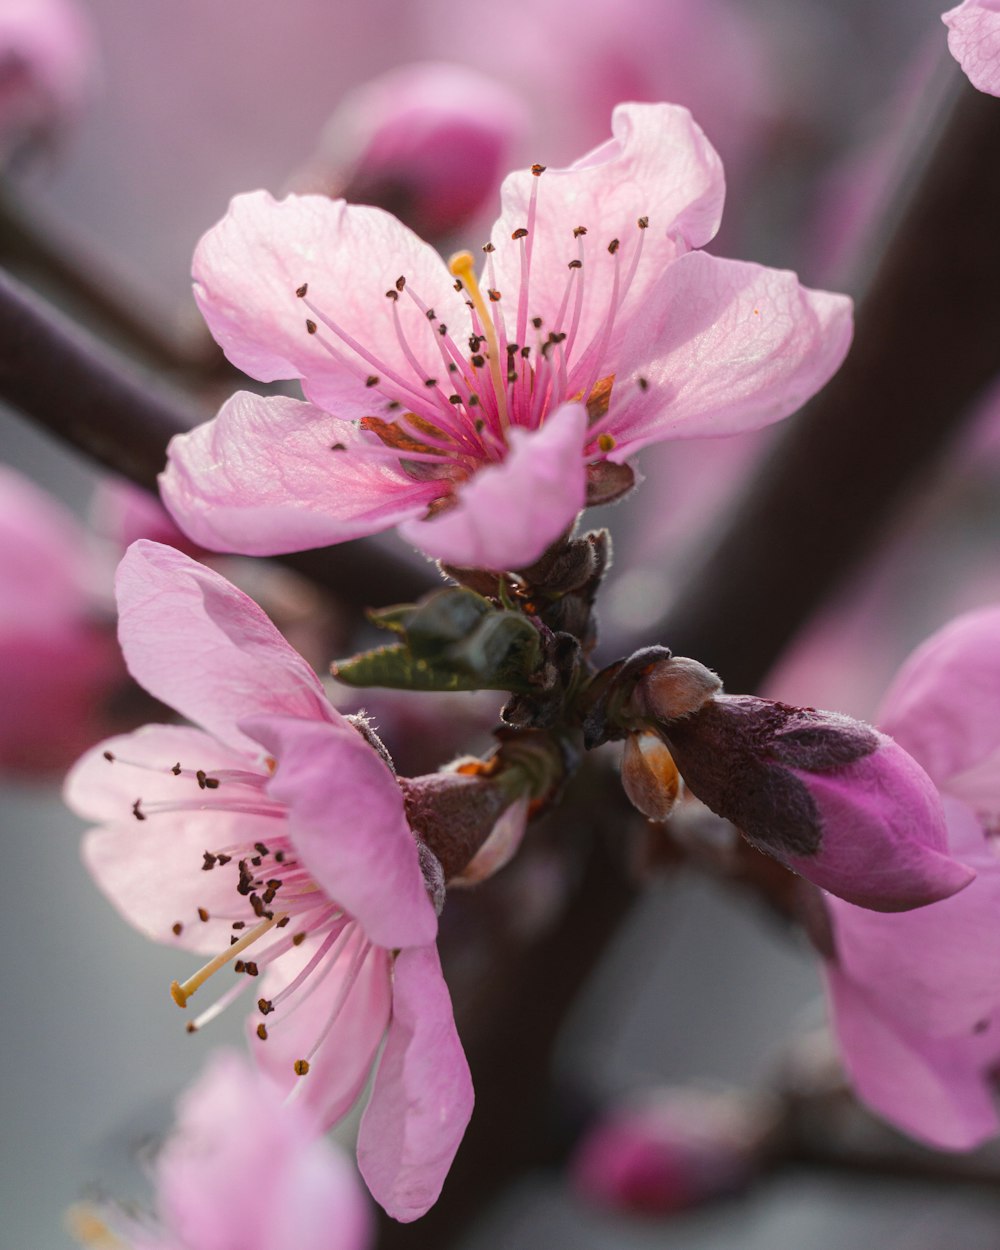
160, 392, 438, 556
115, 542, 331, 749
399, 402, 587, 569
250, 937, 392, 1129
605, 251, 853, 457
357, 945, 473, 1222
193, 191, 467, 416
783, 741, 975, 912
943, 1, 1000, 97
877, 607, 1000, 797
243, 714, 437, 950
825, 963, 1000, 1150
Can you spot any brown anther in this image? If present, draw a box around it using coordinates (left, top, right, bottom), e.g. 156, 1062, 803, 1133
254, 842, 269, 856
102, 750, 114, 762
482, 241, 496, 253
395, 275, 406, 291
305, 319, 317, 334
512, 227, 529, 240
294, 1059, 311, 1076
608, 238, 620, 255
230, 936, 239, 945
438, 323, 448, 336
453, 278, 463, 291
424, 378, 438, 388
637, 376, 649, 391
196, 770, 207, 789
171, 762, 182, 775
216, 853, 232, 867
449, 394, 462, 404
250, 856, 262, 867
266, 878, 282, 890
385, 289, 399, 301
573, 226, 588, 238
245, 962, 259, 977
531, 316, 543, 329
568, 259, 582, 269
521, 346, 530, 358
234, 959, 246, 973
197, 907, 209, 922
258, 998, 274, 1015
274, 850, 285, 863
276, 915, 291, 928
425, 307, 436, 320
201, 851, 217, 871
132, 799, 145, 821
531, 163, 546, 176
292, 932, 306, 946
186, 1021, 197, 1033
171, 922, 183, 936
365, 375, 379, 387
488, 289, 501, 301
637, 215, 649, 229
471, 354, 485, 368
506, 343, 519, 356
468, 394, 480, 407
448, 362, 458, 371
330, 442, 346, 451
232, 920, 245, 930
296, 283, 308, 298
257, 1023, 268, 1040
262, 888, 276, 905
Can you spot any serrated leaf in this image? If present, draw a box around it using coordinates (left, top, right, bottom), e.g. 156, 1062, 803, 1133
406, 587, 492, 657
333, 645, 489, 692
366, 603, 419, 634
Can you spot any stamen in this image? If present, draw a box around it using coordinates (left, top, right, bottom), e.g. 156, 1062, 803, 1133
449, 250, 510, 432
170, 912, 286, 1008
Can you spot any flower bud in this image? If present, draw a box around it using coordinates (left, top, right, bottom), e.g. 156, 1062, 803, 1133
621, 731, 680, 821
634, 655, 722, 721
641, 683, 974, 913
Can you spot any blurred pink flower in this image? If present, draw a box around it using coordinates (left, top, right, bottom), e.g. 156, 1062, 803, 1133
69, 1049, 372, 1250
943, 0, 1000, 96
0, 0, 93, 153
299, 61, 528, 243
162, 102, 852, 572
824, 608, 1000, 1148
66, 541, 472, 1221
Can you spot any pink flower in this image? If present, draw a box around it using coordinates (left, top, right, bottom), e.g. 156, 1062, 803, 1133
298, 61, 528, 243
65, 541, 473, 1221
162, 102, 852, 573
69, 1049, 372, 1250
943, 1, 1000, 97
824, 608, 1000, 1148
0, 0, 93, 152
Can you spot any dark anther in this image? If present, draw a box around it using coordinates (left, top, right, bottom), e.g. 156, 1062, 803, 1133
469, 334, 482, 350
230, 935, 239, 945
438, 324, 448, 336
521, 345, 531, 358
186, 1021, 197, 1033
531, 316, 543, 329
483, 241, 496, 253
453, 279, 463, 291
295, 283, 308, 298
245, 962, 259, 977
568, 259, 582, 269
474, 418, 485, 432
234, 959, 246, 973
365, 375, 379, 387
132, 799, 145, 821
507, 370, 518, 382
449, 394, 462, 404
262, 887, 276, 905
102, 750, 115, 762
171, 922, 183, 936
250, 894, 266, 918
468, 394, 480, 406
292, 932, 306, 946
276, 915, 290, 928
424, 378, 438, 388
488, 289, 501, 301
197, 907, 209, 922
274, 850, 285, 863
425, 307, 436, 320
506, 343, 519, 356
256, 1023, 268, 1040
637, 376, 649, 391
232, 920, 245, 930
305, 319, 317, 334
531, 163, 546, 176
448, 362, 458, 372
573, 226, 588, 238
250, 855, 262, 867
385, 289, 399, 301
254, 842, 269, 856
395, 275, 406, 291
512, 227, 529, 240
216, 853, 231, 867
608, 238, 620, 255
471, 354, 485, 368
171, 762, 181, 776
386, 401, 400, 411
330, 442, 346, 452
196, 769, 207, 789
202, 851, 217, 872
637, 215, 649, 229
237, 861, 254, 896
258, 998, 274, 1016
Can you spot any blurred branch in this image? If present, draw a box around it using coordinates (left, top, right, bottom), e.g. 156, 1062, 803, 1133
0, 266, 435, 604
656, 73, 1000, 692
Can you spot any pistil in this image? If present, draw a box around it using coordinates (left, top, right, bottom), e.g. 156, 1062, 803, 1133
449, 249, 510, 433
170, 911, 287, 1008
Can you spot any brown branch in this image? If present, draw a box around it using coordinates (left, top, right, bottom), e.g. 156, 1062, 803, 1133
655, 73, 1000, 692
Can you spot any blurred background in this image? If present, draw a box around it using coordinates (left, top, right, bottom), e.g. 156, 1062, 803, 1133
6, 0, 1000, 1245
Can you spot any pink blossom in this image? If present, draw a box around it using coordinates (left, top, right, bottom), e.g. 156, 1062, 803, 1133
162, 102, 852, 573
0, 0, 93, 151
69, 1049, 372, 1250
65, 541, 472, 1221
297, 61, 528, 243
943, 1, 1000, 96
824, 608, 1000, 1148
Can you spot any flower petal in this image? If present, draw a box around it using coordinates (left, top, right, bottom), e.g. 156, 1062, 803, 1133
489, 103, 725, 363
399, 401, 587, 570
193, 191, 468, 416
943, 1, 1000, 97
357, 944, 473, 1222
116, 542, 331, 749
243, 714, 438, 950
825, 962, 1000, 1150
604, 251, 853, 458
160, 392, 439, 556
877, 607, 1000, 799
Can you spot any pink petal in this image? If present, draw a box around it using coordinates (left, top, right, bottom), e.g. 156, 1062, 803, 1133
489, 104, 724, 363
604, 251, 853, 458
825, 963, 1000, 1150
783, 740, 975, 912
943, 1, 1000, 97
250, 936, 392, 1130
243, 714, 438, 950
877, 607, 1000, 798
115, 542, 331, 750
357, 945, 473, 1222
192, 191, 467, 416
161, 392, 439, 556
399, 402, 587, 569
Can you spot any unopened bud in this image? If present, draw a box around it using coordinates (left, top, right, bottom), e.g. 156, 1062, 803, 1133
621, 732, 680, 821
400, 771, 515, 882
634, 655, 722, 722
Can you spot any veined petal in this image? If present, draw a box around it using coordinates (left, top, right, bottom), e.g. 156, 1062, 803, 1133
825, 963, 1000, 1150
243, 714, 438, 950
250, 936, 392, 1129
605, 251, 853, 458
357, 945, 473, 1223
399, 401, 587, 570
160, 392, 439, 556
943, 1, 1000, 97
193, 191, 467, 416
490, 103, 725, 357
116, 542, 331, 750
877, 608, 1000, 796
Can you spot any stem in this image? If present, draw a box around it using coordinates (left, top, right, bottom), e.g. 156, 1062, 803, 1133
654, 74, 1000, 692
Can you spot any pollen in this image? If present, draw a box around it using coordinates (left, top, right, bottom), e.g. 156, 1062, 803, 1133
597, 433, 616, 452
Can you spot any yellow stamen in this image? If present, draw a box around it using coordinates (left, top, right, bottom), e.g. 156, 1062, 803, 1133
449, 250, 509, 432
170, 912, 286, 1008
65, 1205, 125, 1249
